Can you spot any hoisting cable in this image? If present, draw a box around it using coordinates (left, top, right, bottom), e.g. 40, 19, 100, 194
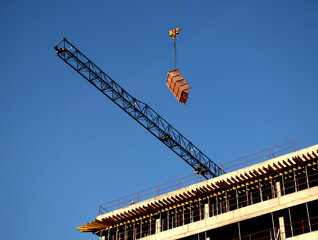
174, 37, 178, 69
169, 0, 172, 30
169, 0, 180, 69
176, 0, 179, 28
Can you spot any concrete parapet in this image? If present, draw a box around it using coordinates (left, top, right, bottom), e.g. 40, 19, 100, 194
286, 230, 318, 240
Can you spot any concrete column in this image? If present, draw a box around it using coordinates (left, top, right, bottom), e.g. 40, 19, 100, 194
279, 216, 286, 240
276, 181, 281, 197
156, 219, 161, 234
204, 203, 209, 219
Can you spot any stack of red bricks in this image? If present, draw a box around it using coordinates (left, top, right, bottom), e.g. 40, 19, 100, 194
166, 69, 190, 104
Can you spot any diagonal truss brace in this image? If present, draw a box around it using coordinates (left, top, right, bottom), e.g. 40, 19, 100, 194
54, 38, 224, 179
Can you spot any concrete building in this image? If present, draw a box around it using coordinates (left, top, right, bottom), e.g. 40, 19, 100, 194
78, 144, 318, 239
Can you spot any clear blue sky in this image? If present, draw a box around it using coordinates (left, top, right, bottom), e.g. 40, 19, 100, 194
1, 1, 317, 240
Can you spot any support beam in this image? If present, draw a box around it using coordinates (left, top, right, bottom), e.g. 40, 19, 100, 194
279, 216, 286, 240
156, 219, 161, 234
204, 203, 209, 219
276, 181, 282, 198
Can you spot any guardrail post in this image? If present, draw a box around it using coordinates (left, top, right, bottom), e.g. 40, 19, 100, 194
137, 192, 140, 203
118, 199, 120, 209
157, 185, 159, 196
269, 148, 271, 160
178, 178, 180, 189
245, 156, 247, 167
293, 141, 296, 152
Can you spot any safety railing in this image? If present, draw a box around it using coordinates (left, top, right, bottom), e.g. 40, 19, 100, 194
220, 141, 295, 172
98, 173, 200, 214
102, 215, 318, 240
99, 141, 295, 214
234, 216, 318, 240
207, 171, 318, 217
100, 171, 318, 240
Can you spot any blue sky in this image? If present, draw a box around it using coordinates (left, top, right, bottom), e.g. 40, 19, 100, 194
1, 1, 317, 240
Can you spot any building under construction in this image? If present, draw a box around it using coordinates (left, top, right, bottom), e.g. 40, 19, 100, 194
78, 143, 318, 240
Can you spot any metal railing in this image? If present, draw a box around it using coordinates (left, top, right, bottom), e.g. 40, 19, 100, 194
100, 171, 317, 240
235, 216, 318, 240
220, 141, 296, 172
99, 141, 295, 214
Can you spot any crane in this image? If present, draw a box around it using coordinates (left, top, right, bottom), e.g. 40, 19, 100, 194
54, 38, 224, 179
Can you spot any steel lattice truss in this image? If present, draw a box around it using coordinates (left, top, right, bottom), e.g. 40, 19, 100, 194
54, 38, 224, 179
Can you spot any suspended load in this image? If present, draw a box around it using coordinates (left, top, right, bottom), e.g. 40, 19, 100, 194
166, 69, 190, 104
166, 1, 191, 104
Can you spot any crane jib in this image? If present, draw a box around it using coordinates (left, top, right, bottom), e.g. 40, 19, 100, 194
54, 38, 225, 179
